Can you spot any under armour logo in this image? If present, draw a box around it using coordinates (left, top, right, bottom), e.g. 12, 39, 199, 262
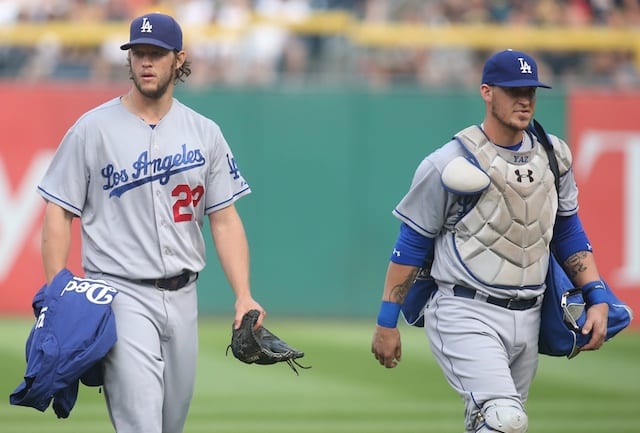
392, 248, 401, 257
140, 17, 153, 33
515, 169, 534, 183
518, 58, 532, 74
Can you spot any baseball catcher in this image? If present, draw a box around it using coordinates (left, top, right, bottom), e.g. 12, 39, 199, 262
227, 310, 309, 375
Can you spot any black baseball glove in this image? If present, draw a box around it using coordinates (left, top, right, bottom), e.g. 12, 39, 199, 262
226, 310, 310, 375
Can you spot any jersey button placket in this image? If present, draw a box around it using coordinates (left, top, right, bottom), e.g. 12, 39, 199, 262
149, 131, 170, 270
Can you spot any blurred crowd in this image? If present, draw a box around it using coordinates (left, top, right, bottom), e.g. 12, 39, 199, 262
1, 0, 639, 89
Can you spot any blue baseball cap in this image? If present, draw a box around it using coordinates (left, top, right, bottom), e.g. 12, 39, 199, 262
482, 49, 551, 88
120, 13, 183, 51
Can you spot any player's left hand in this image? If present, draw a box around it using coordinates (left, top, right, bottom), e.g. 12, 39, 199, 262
580, 302, 609, 352
234, 296, 265, 330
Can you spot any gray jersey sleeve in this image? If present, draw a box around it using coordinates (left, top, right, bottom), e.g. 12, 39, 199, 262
204, 125, 250, 214
393, 142, 463, 237
38, 120, 90, 215
551, 134, 579, 216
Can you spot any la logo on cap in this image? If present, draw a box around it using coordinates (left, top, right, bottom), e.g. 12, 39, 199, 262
518, 58, 532, 74
140, 17, 153, 33
120, 13, 183, 51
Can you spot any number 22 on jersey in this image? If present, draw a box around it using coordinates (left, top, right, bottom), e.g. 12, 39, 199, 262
172, 184, 204, 222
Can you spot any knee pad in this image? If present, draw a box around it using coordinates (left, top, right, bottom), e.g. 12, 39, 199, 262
473, 398, 528, 433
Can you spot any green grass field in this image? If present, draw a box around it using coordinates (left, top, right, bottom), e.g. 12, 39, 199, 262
1, 316, 639, 433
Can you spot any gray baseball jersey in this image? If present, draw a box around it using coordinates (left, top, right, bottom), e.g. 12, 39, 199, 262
38, 96, 250, 280
38, 96, 251, 432
393, 125, 578, 431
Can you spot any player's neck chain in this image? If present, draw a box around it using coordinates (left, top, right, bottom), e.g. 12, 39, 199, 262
124, 92, 164, 126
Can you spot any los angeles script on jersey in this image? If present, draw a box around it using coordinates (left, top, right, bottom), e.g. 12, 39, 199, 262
101, 144, 205, 198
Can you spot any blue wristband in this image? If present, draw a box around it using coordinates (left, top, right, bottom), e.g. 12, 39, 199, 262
582, 280, 607, 305
377, 301, 401, 328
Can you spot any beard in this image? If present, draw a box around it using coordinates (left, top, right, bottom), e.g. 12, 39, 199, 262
132, 72, 173, 99
491, 104, 531, 132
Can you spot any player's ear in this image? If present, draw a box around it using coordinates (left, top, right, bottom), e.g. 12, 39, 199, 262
175, 50, 186, 69
480, 84, 493, 103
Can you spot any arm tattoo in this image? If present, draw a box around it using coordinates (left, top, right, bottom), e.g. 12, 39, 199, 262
564, 251, 589, 279
389, 268, 418, 304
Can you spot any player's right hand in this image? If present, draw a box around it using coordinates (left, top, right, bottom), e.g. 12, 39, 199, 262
371, 325, 402, 368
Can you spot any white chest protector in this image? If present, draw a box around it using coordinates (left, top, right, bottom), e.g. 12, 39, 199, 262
447, 126, 558, 288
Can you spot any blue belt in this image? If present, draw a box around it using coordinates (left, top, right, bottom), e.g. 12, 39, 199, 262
453, 285, 538, 311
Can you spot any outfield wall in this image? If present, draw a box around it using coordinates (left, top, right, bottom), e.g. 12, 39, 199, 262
0, 83, 637, 326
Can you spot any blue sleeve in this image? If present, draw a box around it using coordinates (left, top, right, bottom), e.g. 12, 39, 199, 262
552, 213, 592, 263
390, 223, 434, 266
